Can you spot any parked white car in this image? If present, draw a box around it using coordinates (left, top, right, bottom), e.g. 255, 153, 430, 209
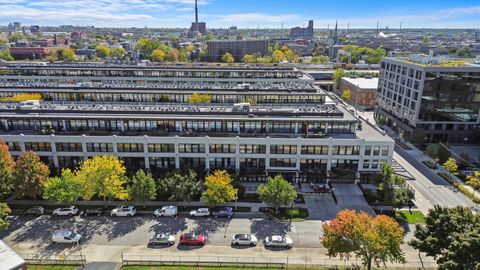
52, 230, 82, 244
189, 208, 210, 217
52, 206, 78, 217
264, 235, 293, 248
110, 205, 136, 217
154, 206, 177, 217
231, 234, 258, 246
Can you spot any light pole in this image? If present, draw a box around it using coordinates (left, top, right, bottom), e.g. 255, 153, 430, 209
235, 189, 238, 211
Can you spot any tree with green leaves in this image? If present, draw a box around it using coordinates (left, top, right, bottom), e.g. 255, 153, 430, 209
243, 54, 258, 63
221, 52, 235, 63
201, 170, 237, 207
333, 68, 344, 88
13, 151, 50, 200
0, 203, 11, 231
43, 169, 82, 205
322, 210, 405, 270
466, 171, 480, 196
425, 144, 440, 168
378, 164, 414, 208
158, 170, 201, 202
410, 206, 480, 270
75, 155, 129, 202
341, 88, 351, 100
129, 170, 157, 207
0, 140, 14, 199
95, 45, 111, 58
0, 49, 14, 61
311, 55, 329, 63
257, 175, 297, 211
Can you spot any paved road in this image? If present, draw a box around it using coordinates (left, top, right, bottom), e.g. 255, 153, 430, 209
394, 145, 477, 210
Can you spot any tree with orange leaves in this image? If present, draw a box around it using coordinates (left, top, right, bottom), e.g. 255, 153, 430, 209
322, 210, 405, 270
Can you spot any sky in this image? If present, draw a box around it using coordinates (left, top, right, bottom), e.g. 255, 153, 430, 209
1, 0, 480, 29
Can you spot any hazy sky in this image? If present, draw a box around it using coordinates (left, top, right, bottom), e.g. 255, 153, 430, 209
1, 0, 480, 28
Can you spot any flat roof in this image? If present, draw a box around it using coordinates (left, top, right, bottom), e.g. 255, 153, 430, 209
342, 77, 379, 90
0, 240, 26, 270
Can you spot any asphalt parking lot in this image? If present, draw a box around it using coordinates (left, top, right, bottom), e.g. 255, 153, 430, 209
0, 213, 324, 252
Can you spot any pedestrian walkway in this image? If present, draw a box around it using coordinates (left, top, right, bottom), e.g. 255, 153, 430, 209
80, 262, 121, 270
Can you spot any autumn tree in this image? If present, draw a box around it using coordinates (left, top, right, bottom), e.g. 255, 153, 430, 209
60, 48, 76, 61
13, 151, 50, 200
271, 50, 286, 62
188, 92, 212, 103
150, 49, 166, 62
341, 88, 351, 100
168, 48, 180, 62
43, 169, 82, 205
95, 45, 111, 58
410, 206, 480, 270
243, 54, 258, 63
0, 140, 14, 199
322, 210, 405, 270
466, 171, 480, 196
201, 170, 237, 207
75, 155, 129, 202
221, 52, 234, 63
129, 170, 156, 207
111, 47, 125, 58
158, 170, 201, 202
443, 157, 458, 181
257, 175, 297, 211
0, 203, 11, 231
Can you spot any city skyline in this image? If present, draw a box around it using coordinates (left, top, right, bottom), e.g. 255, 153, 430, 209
1, 0, 480, 29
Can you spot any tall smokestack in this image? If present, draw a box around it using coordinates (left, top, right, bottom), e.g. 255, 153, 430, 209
195, 0, 199, 33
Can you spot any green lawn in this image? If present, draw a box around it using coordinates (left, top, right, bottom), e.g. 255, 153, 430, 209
395, 210, 426, 224
28, 265, 80, 270
122, 266, 326, 270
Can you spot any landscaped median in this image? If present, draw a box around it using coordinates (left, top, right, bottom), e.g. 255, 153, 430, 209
395, 210, 426, 224
438, 172, 480, 204
27, 265, 81, 270
259, 207, 309, 221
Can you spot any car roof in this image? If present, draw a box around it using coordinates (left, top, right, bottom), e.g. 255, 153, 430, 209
271, 235, 283, 241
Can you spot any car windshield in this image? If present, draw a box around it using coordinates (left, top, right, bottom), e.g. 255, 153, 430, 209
68, 232, 77, 239
155, 234, 167, 240
186, 233, 197, 240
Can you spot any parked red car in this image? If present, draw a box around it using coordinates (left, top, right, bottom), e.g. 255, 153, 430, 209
179, 232, 207, 245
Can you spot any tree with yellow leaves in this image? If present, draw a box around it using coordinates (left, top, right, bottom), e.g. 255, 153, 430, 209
75, 155, 129, 202
202, 170, 237, 207
1, 93, 42, 102
168, 48, 180, 62
188, 92, 212, 104
150, 49, 166, 62
221, 52, 235, 63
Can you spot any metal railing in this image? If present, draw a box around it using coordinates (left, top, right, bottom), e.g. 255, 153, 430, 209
121, 254, 286, 268
20, 252, 86, 265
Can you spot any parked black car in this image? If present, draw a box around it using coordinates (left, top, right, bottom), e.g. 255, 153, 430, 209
23, 206, 44, 216
84, 208, 104, 216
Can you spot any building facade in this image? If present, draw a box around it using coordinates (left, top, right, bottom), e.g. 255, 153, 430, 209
339, 77, 379, 109
290, 20, 314, 39
376, 55, 480, 144
207, 40, 269, 62
0, 63, 393, 183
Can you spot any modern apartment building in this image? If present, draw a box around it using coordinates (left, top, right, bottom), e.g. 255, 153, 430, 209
376, 55, 480, 144
206, 40, 269, 62
0, 62, 393, 183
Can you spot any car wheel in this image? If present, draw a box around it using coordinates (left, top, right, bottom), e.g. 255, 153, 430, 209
250, 243, 255, 247
53, 213, 57, 217
233, 242, 239, 246
68, 213, 73, 217
127, 214, 132, 217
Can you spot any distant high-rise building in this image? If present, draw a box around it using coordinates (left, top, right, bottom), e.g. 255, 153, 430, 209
290, 20, 314, 39
207, 39, 268, 61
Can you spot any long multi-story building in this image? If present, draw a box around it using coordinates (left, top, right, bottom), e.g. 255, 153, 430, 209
207, 40, 269, 62
0, 62, 393, 183
376, 55, 480, 144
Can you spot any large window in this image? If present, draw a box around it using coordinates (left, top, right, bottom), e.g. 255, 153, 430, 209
148, 143, 175, 153
269, 158, 296, 167
25, 142, 51, 152
117, 143, 144, 152
86, 143, 113, 152
209, 144, 236, 154
56, 143, 83, 152
270, 145, 297, 155
178, 144, 205, 153
6, 142, 21, 151
240, 144, 266, 154
209, 158, 236, 170
301, 145, 329, 155
332, 145, 360, 155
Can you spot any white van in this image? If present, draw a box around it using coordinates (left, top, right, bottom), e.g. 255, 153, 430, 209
18, 100, 40, 110
153, 205, 177, 217
52, 230, 82, 244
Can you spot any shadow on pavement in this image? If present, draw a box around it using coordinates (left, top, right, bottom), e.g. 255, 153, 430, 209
249, 218, 291, 240
148, 217, 188, 235
191, 217, 230, 236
